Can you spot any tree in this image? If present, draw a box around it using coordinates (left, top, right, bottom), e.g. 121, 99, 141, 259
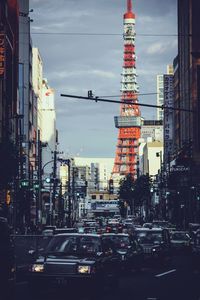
118, 174, 135, 216
132, 174, 152, 220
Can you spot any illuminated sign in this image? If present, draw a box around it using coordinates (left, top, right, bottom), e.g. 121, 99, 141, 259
0, 33, 5, 78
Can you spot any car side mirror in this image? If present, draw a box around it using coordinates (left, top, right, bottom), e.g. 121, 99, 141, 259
97, 252, 103, 257
28, 249, 36, 258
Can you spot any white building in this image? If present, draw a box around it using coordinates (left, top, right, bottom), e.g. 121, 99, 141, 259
60, 164, 68, 196
41, 79, 57, 177
73, 157, 114, 192
143, 141, 163, 177
32, 48, 43, 137
139, 120, 163, 175
141, 119, 163, 143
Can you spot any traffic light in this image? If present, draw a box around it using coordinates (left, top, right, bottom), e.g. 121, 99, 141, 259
20, 179, 29, 188
109, 179, 114, 194
33, 181, 40, 190
196, 188, 200, 201
6, 190, 11, 205
88, 90, 93, 98
45, 177, 51, 183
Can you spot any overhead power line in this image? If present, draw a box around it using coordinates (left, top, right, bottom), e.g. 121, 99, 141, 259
60, 93, 194, 113
98, 88, 192, 98
30, 31, 179, 37
100, 93, 157, 98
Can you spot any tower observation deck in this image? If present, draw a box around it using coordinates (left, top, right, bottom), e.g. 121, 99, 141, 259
112, 0, 141, 180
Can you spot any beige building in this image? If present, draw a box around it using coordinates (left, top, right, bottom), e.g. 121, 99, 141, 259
90, 192, 118, 201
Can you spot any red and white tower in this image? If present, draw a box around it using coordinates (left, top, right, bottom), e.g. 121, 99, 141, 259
112, 0, 141, 180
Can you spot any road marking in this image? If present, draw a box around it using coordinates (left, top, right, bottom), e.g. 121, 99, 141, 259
155, 269, 176, 278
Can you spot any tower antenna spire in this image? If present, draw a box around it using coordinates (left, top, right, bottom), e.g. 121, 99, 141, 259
127, 0, 132, 12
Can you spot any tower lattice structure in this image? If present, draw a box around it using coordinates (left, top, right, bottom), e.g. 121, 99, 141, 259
112, 0, 141, 180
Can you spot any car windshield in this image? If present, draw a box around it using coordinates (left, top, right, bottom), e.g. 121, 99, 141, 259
46, 235, 101, 256
171, 232, 190, 241
102, 235, 130, 249
113, 236, 130, 249
153, 221, 169, 228
136, 231, 162, 244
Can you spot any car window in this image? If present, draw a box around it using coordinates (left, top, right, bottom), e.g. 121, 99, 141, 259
136, 231, 162, 244
172, 232, 190, 241
46, 236, 77, 253
79, 236, 101, 253
113, 236, 130, 249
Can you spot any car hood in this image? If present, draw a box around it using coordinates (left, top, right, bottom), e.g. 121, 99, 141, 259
34, 256, 96, 275
171, 240, 189, 245
36, 255, 96, 265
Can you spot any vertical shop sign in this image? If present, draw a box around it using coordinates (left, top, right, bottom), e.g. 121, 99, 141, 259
0, 33, 5, 78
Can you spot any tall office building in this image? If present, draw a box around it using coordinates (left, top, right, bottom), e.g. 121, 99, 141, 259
156, 65, 173, 121
176, 0, 200, 160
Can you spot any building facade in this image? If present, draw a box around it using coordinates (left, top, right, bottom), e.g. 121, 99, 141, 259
166, 0, 200, 227
0, 0, 19, 221
156, 65, 173, 121
143, 141, 163, 177
41, 79, 57, 178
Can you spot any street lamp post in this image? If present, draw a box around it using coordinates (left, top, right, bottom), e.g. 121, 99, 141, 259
41, 159, 54, 225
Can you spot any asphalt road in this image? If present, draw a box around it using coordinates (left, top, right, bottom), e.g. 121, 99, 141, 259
15, 255, 200, 300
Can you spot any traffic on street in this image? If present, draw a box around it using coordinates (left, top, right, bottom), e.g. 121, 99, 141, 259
4, 216, 200, 300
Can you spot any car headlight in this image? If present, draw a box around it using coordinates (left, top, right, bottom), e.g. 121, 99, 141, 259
31, 264, 44, 272
78, 265, 92, 274
152, 247, 160, 253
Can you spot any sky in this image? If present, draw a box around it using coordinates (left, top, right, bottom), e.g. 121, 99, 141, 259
30, 0, 177, 158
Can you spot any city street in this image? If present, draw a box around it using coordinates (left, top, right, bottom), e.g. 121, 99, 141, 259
16, 255, 200, 300
1, 1, 200, 300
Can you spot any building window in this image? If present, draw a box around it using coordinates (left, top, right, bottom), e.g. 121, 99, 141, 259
91, 195, 96, 200
100, 195, 103, 200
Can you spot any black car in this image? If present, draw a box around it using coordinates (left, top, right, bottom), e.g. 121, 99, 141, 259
0, 217, 15, 299
170, 231, 192, 254
102, 233, 143, 272
54, 228, 78, 235
191, 229, 200, 269
28, 233, 120, 297
133, 228, 172, 266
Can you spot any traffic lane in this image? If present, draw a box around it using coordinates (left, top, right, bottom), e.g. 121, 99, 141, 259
15, 255, 199, 300
14, 271, 186, 300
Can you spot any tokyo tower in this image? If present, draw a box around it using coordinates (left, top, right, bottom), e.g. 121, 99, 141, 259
112, 0, 141, 180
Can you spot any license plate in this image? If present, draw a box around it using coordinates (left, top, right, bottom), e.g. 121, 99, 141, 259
56, 277, 68, 285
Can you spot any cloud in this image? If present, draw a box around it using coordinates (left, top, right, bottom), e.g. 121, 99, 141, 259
146, 40, 177, 55
30, 0, 178, 157
49, 69, 116, 80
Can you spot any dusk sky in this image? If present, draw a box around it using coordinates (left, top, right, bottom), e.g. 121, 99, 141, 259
30, 0, 177, 158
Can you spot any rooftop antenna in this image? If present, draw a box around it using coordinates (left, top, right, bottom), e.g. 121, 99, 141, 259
127, 0, 132, 12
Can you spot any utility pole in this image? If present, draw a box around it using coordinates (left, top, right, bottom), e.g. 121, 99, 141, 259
67, 160, 71, 228
36, 130, 42, 225
51, 149, 58, 225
